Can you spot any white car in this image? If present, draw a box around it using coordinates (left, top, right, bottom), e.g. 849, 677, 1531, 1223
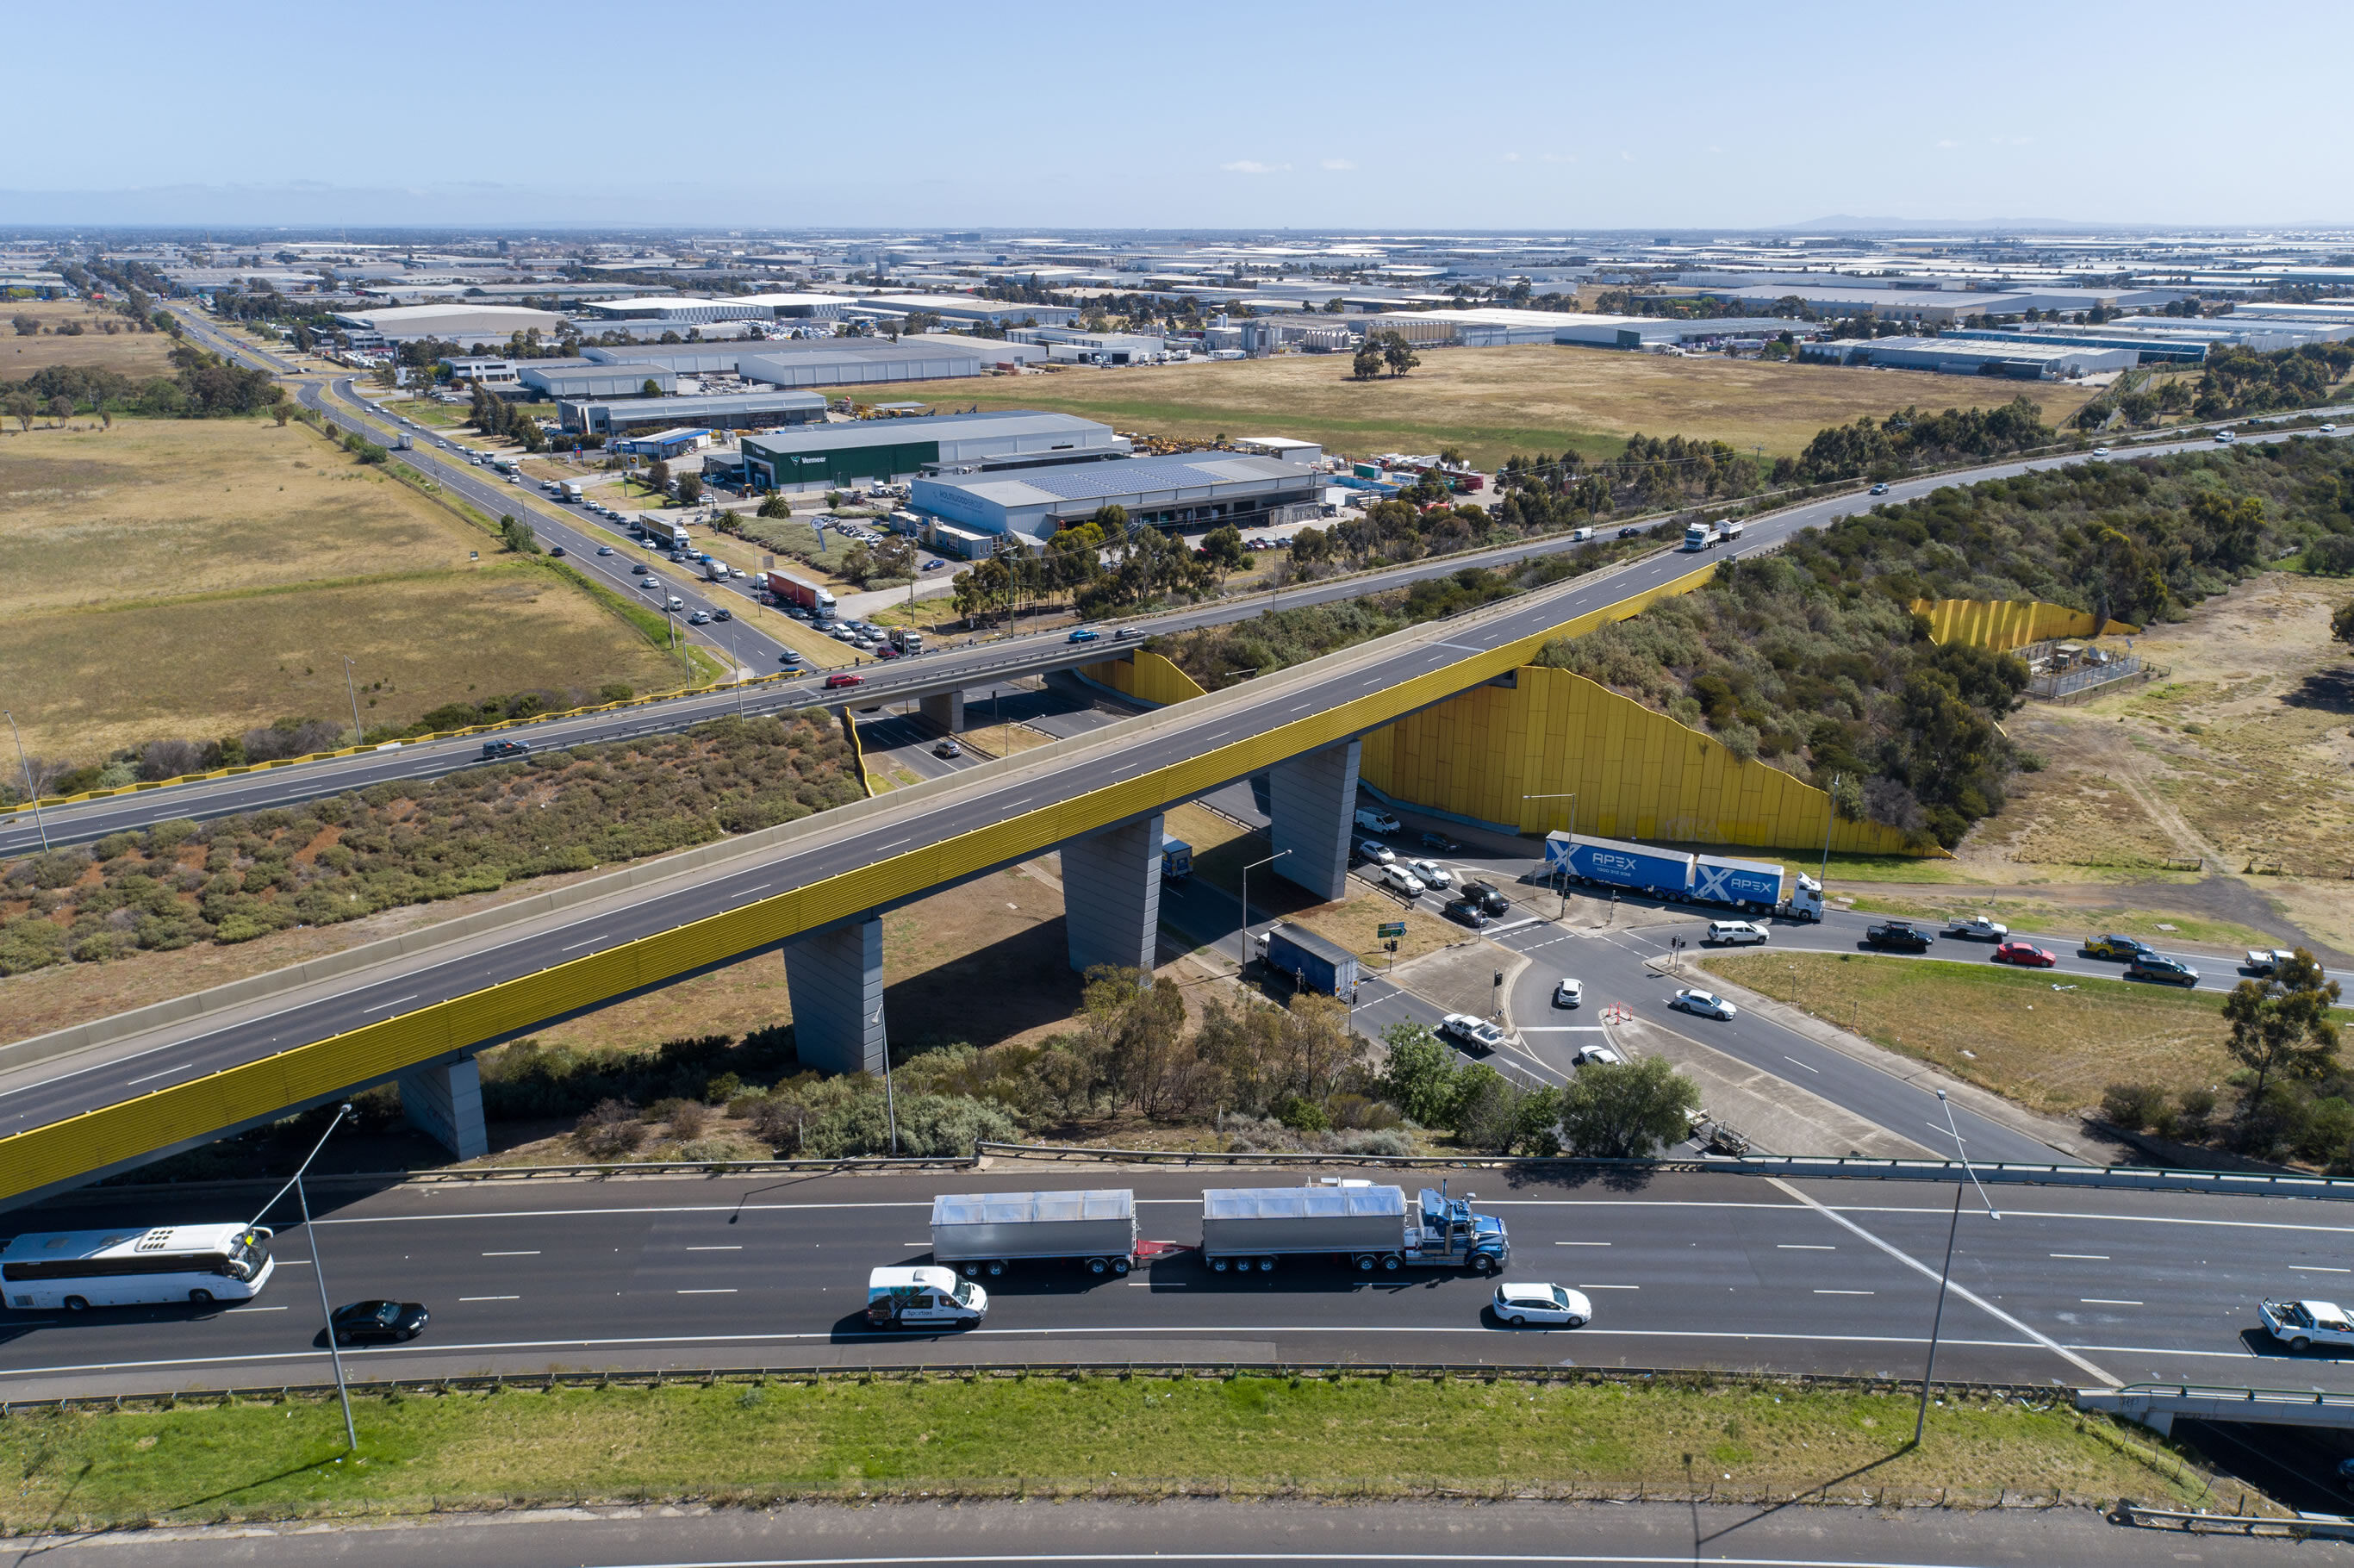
1379, 863, 1427, 896
1573, 1043, 1624, 1067
2091, 445, 2110, 457
1355, 838, 1396, 865
2261, 1298, 2354, 1352
1704, 920, 1769, 946
1671, 988, 1738, 1020
1491, 1282, 1591, 1328
1553, 978, 1584, 1008
2322, 424, 2338, 434
1407, 859, 1454, 890
1439, 1014, 1507, 1054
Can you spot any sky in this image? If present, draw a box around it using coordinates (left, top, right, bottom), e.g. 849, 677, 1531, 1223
6, 0, 2349, 233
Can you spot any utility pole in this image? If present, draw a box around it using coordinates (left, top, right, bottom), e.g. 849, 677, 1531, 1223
342, 656, 364, 745
1915, 1089, 1999, 1446
251, 1103, 360, 1453
3, 711, 48, 852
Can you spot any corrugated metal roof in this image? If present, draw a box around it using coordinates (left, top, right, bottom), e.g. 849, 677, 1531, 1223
740, 411, 1112, 459
1201, 1186, 1404, 1220
931, 1190, 1134, 1226
1000, 452, 1309, 502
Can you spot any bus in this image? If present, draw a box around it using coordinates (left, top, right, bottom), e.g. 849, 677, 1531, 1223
1, 1224, 275, 1311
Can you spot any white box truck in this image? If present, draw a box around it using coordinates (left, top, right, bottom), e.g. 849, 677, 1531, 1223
930, 1189, 1137, 1278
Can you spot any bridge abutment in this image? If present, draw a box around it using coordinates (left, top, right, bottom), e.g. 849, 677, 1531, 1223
783, 916, 887, 1075
1061, 812, 1165, 980
398, 1058, 488, 1160
917, 690, 965, 735
1268, 738, 1361, 902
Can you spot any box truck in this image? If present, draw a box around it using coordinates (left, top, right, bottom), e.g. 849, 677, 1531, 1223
1680, 521, 1719, 552
930, 1189, 1138, 1278
1259, 923, 1358, 999
561, 481, 584, 503
1160, 836, 1193, 880
644, 518, 692, 550
1199, 1182, 1509, 1275
764, 569, 837, 619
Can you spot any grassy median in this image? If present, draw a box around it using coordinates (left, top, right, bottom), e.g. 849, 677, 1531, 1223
0, 1373, 2214, 1529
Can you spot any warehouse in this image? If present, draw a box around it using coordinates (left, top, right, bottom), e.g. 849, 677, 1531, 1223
579, 345, 749, 375
912, 451, 1324, 545
520, 361, 678, 400
844, 292, 1081, 328
738, 338, 984, 389
610, 427, 713, 460
329, 302, 568, 345
1006, 327, 1168, 364
558, 389, 826, 436
577, 296, 775, 325
1799, 336, 2133, 378
739, 411, 1126, 492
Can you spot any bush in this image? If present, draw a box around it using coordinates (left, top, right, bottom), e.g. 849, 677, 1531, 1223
2305, 534, 2354, 576
2100, 1082, 2170, 1132
573, 1099, 647, 1159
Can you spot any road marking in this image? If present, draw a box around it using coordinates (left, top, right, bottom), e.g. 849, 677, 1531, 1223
227, 1305, 286, 1313
1554, 1241, 1610, 1247
2293, 1266, 2352, 1273
1578, 1284, 1640, 1290
2081, 1298, 2143, 1307
1778, 1244, 1835, 1251
361, 993, 420, 1014
126, 1065, 190, 1086
2049, 1254, 2109, 1260
688, 1246, 744, 1252
481, 1251, 540, 1257
1782, 1055, 1819, 1073
1434, 640, 1487, 652
1521, 1026, 1608, 1033
460, 1296, 520, 1303
1814, 1289, 1874, 1296
677, 1288, 738, 1295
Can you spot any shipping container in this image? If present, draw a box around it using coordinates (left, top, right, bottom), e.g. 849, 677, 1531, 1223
930, 1190, 1137, 1278
1544, 831, 1694, 897
1261, 924, 1358, 998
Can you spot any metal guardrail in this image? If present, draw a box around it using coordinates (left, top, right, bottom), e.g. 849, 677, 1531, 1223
2112, 1503, 2351, 1540
2102, 1381, 2354, 1411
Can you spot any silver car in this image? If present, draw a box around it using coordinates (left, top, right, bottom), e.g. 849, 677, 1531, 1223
1491, 1282, 1591, 1328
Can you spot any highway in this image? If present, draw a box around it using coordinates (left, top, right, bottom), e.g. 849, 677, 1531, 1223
3, 1166, 2353, 1403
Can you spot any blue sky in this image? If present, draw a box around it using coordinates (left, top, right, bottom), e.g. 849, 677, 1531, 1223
6, 0, 2346, 230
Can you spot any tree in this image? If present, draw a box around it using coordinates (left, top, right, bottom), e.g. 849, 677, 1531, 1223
5, 393, 34, 432
2334, 595, 2354, 646
757, 490, 791, 519
1377, 1023, 1462, 1126
9, 314, 37, 337
1556, 1055, 1701, 1158
649, 459, 671, 495
271, 398, 291, 426
46, 395, 72, 426
676, 474, 702, 507
642, 378, 663, 397
1380, 331, 1420, 377
1200, 524, 1249, 576
1352, 341, 1385, 380
498, 514, 540, 554
2224, 949, 2344, 1109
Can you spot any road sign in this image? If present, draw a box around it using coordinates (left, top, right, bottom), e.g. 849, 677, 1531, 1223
1378, 922, 1406, 939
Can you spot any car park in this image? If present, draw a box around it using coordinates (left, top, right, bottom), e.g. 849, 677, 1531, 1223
1573, 1043, 1623, 1067
1460, 880, 1509, 917
1419, 831, 1466, 853
1670, 988, 1737, 1020
1379, 863, 1427, 896
2085, 933, 2155, 961
1441, 899, 1489, 929
1439, 1014, 1506, 1053
2127, 953, 2200, 986
1491, 1282, 1591, 1328
330, 1299, 428, 1345
1703, 919, 1768, 946
1553, 978, 1584, 1008
1407, 858, 1454, 890
1354, 838, 1395, 864
1992, 940, 2056, 968
480, 739, 531, 760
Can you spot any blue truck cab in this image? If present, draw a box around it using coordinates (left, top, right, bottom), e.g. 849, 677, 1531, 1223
1413, 1186, 1510, 1274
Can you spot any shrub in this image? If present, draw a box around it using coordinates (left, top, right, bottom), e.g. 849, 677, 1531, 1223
2099, 1082, 2170, 1132
573, 1098, 646, 1159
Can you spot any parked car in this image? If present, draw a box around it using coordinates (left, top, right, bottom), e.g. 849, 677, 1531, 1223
1441, 899, 1489, 929
922, 558, 945, 571
1573, 1043, 1623, 1067
1439, 1014, 1506, 1053
2127, 953, 2200, 986
480, 739, 530, 760
1419, 831, 1466, 853
1992, 940, 2056, 968
824, 673, 864, 689
934, 739, 962, 758
330, 1299, 429, 1346
1406, 858, 1455, 890
1354, 837, 1395, 865
1379, 863, 1427, 896
1553, 978, 1584, 1008
1491, 1282, 1591, 1328
2085, 933, 2156, 961
1460, 880, 1509, 917
1068, 627, 1101, 644
1671, 989, 1738, 1020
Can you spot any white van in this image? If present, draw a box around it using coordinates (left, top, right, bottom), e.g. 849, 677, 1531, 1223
866, 1266, 987, 1328
1354, 807, 1402, 834
1704, 919, 1770, 946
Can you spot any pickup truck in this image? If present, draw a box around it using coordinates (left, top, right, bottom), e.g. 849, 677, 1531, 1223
1863, 920, 1934, 953
2262, 1297, 2354, 1352
1942, 915, 2008, 942
2245, 949, 2298, 976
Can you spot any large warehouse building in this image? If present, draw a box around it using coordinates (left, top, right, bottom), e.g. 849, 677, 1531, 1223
912, 451, 1323, 544
1799, 336, 2134, 378
738, 411, 1127, 492
520, 361, 678, 399
559, 389, 827, 437
844, 292, 1081, 329
330, 302, 569, 345
738, 339, 983, 389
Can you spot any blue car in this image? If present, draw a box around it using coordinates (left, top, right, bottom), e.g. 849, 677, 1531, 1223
1068, 627, 1100, 644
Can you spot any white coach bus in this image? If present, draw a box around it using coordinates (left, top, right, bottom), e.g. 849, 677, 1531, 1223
1, 1224, 275, 1311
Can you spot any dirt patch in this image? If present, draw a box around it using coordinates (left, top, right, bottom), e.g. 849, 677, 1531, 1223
2, 300, 178, 379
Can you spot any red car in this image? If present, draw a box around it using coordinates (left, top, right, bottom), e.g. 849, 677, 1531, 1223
1993, 940, 2056, 968
823, 672, 864, 689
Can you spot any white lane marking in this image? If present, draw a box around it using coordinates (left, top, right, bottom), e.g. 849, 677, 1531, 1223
688, 1246, 744, 1252
560, 938, 603, 953
228, 1305, 286, 1313
1434, 641, 1487, 652
2049, 1254, 2108, 1260
126, 1065, 190, 1086
1578, 1284, 1640, 1290
2081, 1299, 2143, 1307
1778, 1245, 1835, 1251
460, 1296, 520, 1303
677, 1288, 738, 1295
2293, 1266, 2352, 1273
481, 1251, 539, 1257
1814, 1290, 1874, 1296
360, 993, 420, 1014
1554, 1241, 1610, 1247
1520, 1027, 1608, 1034
1783, 1055, 1819, 1073
1766, 1176, 2121, 1389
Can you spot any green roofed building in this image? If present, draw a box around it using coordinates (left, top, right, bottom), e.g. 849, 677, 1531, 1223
737, 410, 1128, 492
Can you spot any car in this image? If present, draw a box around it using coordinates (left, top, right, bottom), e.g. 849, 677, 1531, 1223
1943, 915, 2008, 942
1439, 1013, 1507, 1053
825, 673, 864, 689
2091, 445, 2111, 457
922, 558, 945, 571
1379, 863, 1427, 896
1419, 831, 1466, 853
632, 562, 650, 575
2323, 424, 2338, 434
1869, 482, 1890, 495
778, 650, 803, 666
665, 596, 684, 611
1671, 988, 1737, 1020
687, 611, 712, 625
480, 739, 530, 760
712, 608, 732, 621
1068, 627, 1101, 644
1573, 1043, 1623, 1067
330, 1299, 429, 1346
874, 644, 900, 658
1354, 807, 1404, 834
1407, 858, 1455, 890
1460, 880, 1510, 917
1114, 625, 1139, 638
596, 544, 615, 556
1491, 1282, 1591, 1328
1992, 940, 2056, 968
1617, 526, 1643, 539
2245, 948, 2298, 976
2084, 933, 2155, 961
2262, 1297, 2354, 1353
1703, 919, 1769, 946
2128, 953, 2200, 986
1441, 899, 1490, 929
1354, 837, 1395, 865
1553, 978, 1584, 1008
1863, 920, 1934, 953
933, 739, 962, 758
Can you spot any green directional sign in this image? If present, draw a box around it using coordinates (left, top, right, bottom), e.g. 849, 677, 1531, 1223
1378, 922, 1407, 938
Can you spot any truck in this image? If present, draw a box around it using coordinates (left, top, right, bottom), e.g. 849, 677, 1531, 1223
1680, 521, 1720, 552
888, 627, 923, 655
1199, 1182, 1510, 1276
2245, 948, 2298, 976
491, 455, 518, 474
764, 569, 837, 619
1160, 836, 1193, 880
702, 557, 731, 582
1717, 519, 1745, 544
1691, 851, 1784, 913
1544, 831, 1694, 900
643, 518, 692, 551
2261, 1297, 2354, 1352
1353, 806, 1402, 834
561, 481, 584, 504
1942, 915, 2009, 942
929, 1189, 1138, 1279
1778, 872, 1826, 923
1259, 923, 1359, 999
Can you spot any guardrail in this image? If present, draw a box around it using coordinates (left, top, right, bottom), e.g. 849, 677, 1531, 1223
2112, 1503, 2351, 1540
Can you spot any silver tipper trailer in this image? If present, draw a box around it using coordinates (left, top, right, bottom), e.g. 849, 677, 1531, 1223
930, 1189, 1138, 1278
1200, 1185, 1409, 1272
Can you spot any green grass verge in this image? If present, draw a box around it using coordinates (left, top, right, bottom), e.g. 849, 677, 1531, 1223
1838, 893, 2276, 950
0, 1374, 2206, 1530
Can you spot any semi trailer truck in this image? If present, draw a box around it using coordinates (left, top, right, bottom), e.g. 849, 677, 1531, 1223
930, 1189, 1138, 1278
643, 518, 691, 550
1199, 1182, 1509, 1275
1543, 832, 1804, 918
764, 569, 837, 619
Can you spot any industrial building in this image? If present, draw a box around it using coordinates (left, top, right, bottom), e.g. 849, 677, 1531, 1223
738, 339, 983, 389
577, 296, 776, 325
738, 411, 1127, 492
1799, 336, 2134, 379
328, 302, 569, 344
439, 356, 521, 387
922, 331, 1048, 369
1006, 327, 1168, 364
610, 427, 714, 460
912, 451, 1324, 545
520, 361, 678, 399
558, 389, 826, 437
578, 345, 749, 376
843, 293, 1081, 329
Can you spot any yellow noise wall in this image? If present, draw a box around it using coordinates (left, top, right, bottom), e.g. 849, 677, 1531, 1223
840, 708, 873, 799
0, 564, 1720, 1202
1361, 665, 1925, 857
1079, 650, 1209, 706
1909, 598, 2139, 651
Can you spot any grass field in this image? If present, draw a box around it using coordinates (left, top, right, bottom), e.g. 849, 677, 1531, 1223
1701, 951, 2232, 1115
0, 416, 682, 759
3, 298, 178, 380
0, 1373, 2203, 1530
856, 348, 2102, 470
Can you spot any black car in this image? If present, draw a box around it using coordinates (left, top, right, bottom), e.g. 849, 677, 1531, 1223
1618, 526, 1643, 539
2127, 953, 2200, 986
1863, 919, 1934, 952
548, 545, 566, 557
331, 1299, 428, 1345
1442, 899, 1489, 929
1460, 880, 1510, 917
632, 563, 650, 575
1419, 831, 1466, 853
480, 738, 530, 760
712, 607, 732, 621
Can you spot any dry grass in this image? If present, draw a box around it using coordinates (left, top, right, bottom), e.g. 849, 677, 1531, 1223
858, 346, 2102, 469
1161, 803, 1460, 963
1702, 951, 2233, 1116
2, 299, 178, 379
963, 720, 1055, 757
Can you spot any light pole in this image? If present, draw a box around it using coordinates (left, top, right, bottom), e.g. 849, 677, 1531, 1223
1915, 1088, 1999, 1446
250, 1102, 360, 1453
874, 1005, 897, 1155
1819, 772, 1841, 891
1523, 792, 1576, 912
3, 711, 48, 852
1240, 849, 1290, 972
342, 656, 364, 745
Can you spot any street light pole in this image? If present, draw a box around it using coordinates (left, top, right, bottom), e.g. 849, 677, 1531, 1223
1240, 849, 1290, 972
3, 711, 48, 852
342, 656, 364, 745
1915, 1089, 1999, 1446
250, 1102, 360, 1453
874, 1005, 896, 1155
1522, 792, 1576, 908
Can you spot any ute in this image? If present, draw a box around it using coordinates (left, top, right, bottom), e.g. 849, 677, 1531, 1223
1863, 920, 1934, 952
1943, 915, 2008, 942
2262, 1298, 2354, 1353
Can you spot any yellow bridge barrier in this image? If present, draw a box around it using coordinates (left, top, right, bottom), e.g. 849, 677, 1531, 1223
1910, 598, 2138, 651
1077, 650, 1210, 707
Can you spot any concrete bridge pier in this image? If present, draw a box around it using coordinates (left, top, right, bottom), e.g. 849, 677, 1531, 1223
917, 690, 965, 736
1267, 737, 1361, 902
398, 1058, 488, 1160
1061, 812, 1166, 980
783, 915, 887, 1075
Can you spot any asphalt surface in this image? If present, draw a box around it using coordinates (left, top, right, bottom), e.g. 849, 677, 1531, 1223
3, 1167, 2354, 1403
6, 1496, 2320, 1567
